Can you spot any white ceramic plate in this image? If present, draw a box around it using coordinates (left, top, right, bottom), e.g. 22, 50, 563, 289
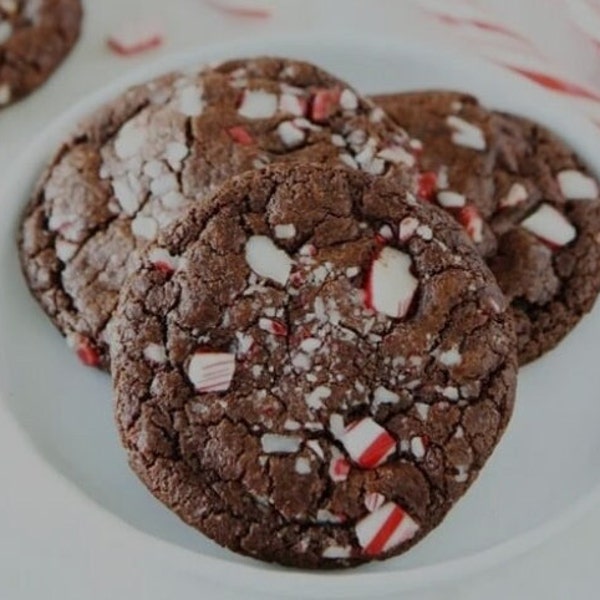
1, 34, 600, 599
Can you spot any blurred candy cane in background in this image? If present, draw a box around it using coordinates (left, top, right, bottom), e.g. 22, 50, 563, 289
203, 0, 274, 18
410, 0, 600, 122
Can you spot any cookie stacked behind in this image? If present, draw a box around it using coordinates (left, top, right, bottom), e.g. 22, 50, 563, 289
111, 163, 518, 568
19, 57, 417, 370
0, 0, 82, 108
373, 91, 600, 364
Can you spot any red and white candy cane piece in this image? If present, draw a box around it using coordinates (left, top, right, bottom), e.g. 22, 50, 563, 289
328, 448, 351, 483
364, 492, 386, 513
355, 502, 420, 556
521, 204, 576, 247
107, 22, 163, 57
258, 318, 288, 336
227, 126, 254, 146
417, 171, 438, 202
188, 351, 236, 393
310, 89, 341, 122
457, 205, 484, 243
148, 248, 179, 274
70, 334, 101, 368
341, 417, 396, 469
364, 247, 418, 319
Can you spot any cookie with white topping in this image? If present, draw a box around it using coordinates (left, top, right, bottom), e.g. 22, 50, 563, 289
373, 90, 600, 364
112, 163, 517, 569
19, 57, 417, 370
0, 0, 82, 108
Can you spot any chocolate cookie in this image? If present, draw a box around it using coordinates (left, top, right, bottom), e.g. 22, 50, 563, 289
0, 0, 82, 108
19, 57, 417, 370
112, 163, 517, 569
373, 91, 600, 364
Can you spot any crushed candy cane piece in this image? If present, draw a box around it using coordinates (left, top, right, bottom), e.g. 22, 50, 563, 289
107, 22, 164, 56
188, 351, 235, 393
341, 418, 396, 468
355, 503, 419, 556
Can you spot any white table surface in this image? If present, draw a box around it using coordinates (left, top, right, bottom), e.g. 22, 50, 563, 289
1, 1, 598, 598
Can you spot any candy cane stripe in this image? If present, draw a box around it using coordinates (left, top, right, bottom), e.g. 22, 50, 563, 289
364, 504, 405, 556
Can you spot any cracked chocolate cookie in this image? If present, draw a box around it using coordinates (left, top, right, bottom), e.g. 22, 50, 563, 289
0, 0, 82, 108
373, 90, 600, 364
112, 163, 518, 569
19, 57, 417, 370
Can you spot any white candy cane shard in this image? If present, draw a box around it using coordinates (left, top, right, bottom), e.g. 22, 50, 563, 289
295, 457, 312, 475
238, 90, 278, 119
372, 386, 399, 412
306, 439, 324, 459
398, 217, 420, 243
329, 413, 346, 439
521, 203, 576, 247
245, 235, 293, 285
411, 436, 426, 459
339, 89, 359, 111
446, 115, 486, 150
437, 191, 466, 208
279, 93, 305, 116
322, 545, 352, 559
107, 22, 163, 56
499, 182, 528, 208
188, 352, 236, 393
365, 247, 418, 319
341, 418, 396, 468
144, 343, 167, 364
277, 121, 305, 148
274, 223, 296, 239
377, 146, 416, 167
558, 169, 599, 200
378, 224, 394, 241
355, 502, 419, 556
364, 492, 386, 513
305, 385, 331, 410
261, 434, 302, 454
